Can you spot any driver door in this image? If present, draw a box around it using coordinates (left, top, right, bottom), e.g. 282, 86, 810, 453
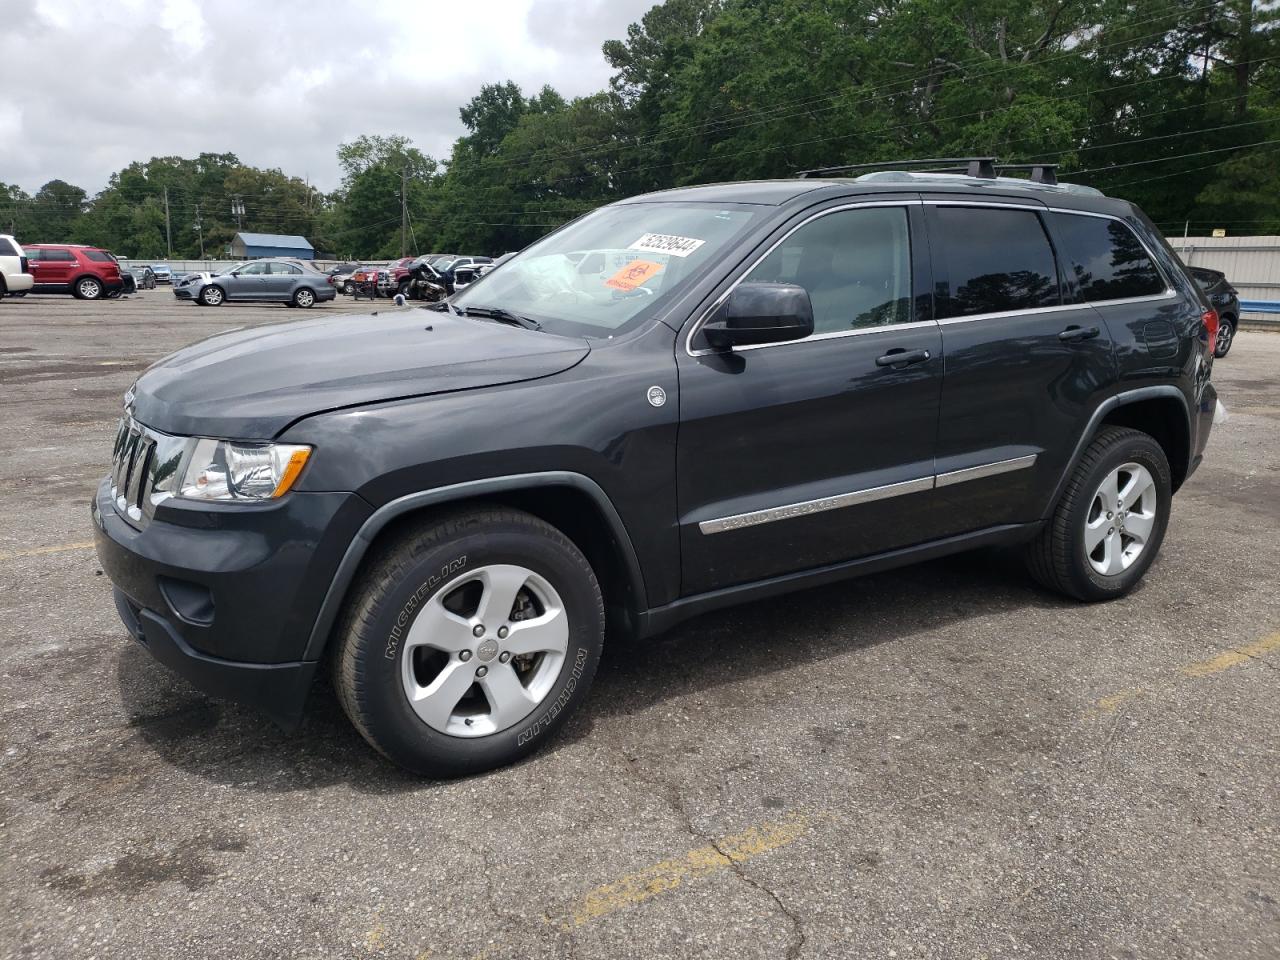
225, 261, 267, 299
675, 201, 944, 595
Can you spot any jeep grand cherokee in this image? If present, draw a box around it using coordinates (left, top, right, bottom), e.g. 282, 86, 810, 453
93, 160, 1220, 776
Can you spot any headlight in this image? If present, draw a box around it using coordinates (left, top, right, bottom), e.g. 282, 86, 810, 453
177, 439, 312, 501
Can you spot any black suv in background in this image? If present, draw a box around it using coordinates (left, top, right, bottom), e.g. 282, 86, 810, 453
93, 160, 1219, 776
1189, 267, 1240, 357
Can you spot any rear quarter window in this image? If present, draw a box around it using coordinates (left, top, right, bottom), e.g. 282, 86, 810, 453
83, 250, 115, 262
0, 238, 18, 257
1048, 213, 1167, 302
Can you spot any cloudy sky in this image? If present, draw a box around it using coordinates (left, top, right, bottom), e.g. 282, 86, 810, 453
0, 0, 656, 196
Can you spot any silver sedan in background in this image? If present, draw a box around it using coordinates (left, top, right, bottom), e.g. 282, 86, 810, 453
173, 258, 338, 308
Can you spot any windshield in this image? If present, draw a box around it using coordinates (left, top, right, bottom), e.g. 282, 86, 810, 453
451, 202, 760, 337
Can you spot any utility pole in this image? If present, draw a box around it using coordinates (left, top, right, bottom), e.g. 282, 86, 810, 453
401, 165, 408, 257
194, 205, 205, 260
162, 186, 172, 258
231, 196, 245, 231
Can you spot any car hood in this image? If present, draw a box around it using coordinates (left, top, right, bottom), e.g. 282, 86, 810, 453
130, 310, 590, 438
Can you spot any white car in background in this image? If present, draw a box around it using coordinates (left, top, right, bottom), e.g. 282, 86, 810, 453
0, 235, 34, 298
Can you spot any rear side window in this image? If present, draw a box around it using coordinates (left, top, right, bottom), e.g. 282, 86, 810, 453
0, 238, 18, 256
1049, 213, 1167, 302
931, 207, 1061, 318
83, 250, 114, 262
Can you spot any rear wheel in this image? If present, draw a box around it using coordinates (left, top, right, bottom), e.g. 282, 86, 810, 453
199, 285, 224, 306
1214, 316, 1236, 358
74, 276, 103, 300
1025, 426, 1171, 601
293, 287, 316, 308
332, 507, 604, 776
342, 280, 355, 295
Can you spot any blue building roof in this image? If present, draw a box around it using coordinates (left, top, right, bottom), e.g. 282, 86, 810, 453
235, 232, 313, 250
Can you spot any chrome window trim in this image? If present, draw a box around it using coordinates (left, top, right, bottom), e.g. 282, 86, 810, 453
685, 199, 924, 358
698, 453, 1039, 534
935, 454, 1038, 488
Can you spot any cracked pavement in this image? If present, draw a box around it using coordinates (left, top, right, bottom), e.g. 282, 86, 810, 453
2, 295, 1278, 959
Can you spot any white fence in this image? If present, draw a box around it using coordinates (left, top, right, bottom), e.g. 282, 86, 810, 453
1167, 235, 1280, 325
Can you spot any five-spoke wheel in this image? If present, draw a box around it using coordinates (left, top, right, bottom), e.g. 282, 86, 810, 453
332, 508, 604, 776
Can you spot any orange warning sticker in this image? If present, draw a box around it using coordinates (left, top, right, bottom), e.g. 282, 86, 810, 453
605, 259, 664, 291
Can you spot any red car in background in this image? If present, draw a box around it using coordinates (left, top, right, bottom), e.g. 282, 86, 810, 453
24, 244, 124, 300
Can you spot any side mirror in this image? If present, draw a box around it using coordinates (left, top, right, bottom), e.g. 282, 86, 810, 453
702, 282, 814, 350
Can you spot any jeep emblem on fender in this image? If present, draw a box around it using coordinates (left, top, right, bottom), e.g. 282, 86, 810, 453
476, 638, 500, 662
647, 385, 666, 407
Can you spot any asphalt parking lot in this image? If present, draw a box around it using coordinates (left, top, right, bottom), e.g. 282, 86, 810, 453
1, 291, 1277, 960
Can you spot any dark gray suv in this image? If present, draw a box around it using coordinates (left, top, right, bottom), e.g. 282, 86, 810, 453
174, 258, 336, 308
94, 159, 1220, 776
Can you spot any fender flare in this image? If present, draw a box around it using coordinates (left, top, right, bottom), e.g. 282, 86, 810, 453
301, 471, 647, 661
1044, 385, 1191, 515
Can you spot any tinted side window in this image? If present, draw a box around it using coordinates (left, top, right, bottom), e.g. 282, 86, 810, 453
0, 238, 17, 256
44, 249, 76, 261
744, 206, 912, 333
83, 250, 114, 262
1049, 213, 1166, 301
932, 207, 1060, 318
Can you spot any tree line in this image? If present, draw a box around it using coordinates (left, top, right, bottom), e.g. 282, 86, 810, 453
3, 0, 1277, 260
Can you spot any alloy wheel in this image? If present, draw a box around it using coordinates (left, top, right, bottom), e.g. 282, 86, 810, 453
1216, 322, 1233, 354
1083, 462, 1157, 576
295, 289, 315, 307
399, 564, 568, 737
78, 278, 101, 299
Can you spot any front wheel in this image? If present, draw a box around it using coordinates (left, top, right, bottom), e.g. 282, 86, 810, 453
1214, 316, 1236, 358
1025, 426, 1171, 601
199, 285, 224, 306
332, 507, 604, 777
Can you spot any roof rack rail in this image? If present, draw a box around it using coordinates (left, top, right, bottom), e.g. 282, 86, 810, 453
995, 163, 1059, 185
796, 157, 997, 179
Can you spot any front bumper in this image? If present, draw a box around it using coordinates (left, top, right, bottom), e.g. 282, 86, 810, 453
173, 284, 196, 300
92, 477, 372, 725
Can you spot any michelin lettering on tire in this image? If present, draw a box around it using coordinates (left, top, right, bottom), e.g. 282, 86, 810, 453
517, 647, 589, 746
384, 555, 467, 660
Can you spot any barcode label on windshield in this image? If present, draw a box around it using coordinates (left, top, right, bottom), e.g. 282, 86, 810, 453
629, 233, 706, 258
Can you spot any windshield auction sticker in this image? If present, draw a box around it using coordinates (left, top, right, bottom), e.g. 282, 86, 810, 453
605, 259, 665, 291
629, 233, 705, 258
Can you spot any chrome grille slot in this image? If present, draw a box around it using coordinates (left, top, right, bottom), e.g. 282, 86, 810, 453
110, 417, 178, 526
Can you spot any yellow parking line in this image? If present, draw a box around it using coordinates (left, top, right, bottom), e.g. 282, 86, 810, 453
0, 540, 96, 563
563, 814, 811, 929
1180, 632, 1280, 678
1093, 631, 1280, 712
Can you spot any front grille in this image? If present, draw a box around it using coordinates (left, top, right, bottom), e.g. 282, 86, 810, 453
109, 417, 184, 525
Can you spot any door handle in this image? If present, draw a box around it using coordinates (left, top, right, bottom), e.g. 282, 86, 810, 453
1058, 325, 1100, 342
876, 348, 931, 367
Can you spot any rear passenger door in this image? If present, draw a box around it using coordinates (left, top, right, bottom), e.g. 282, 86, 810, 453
263, 261, 300, 299
923, 201, 1117, 534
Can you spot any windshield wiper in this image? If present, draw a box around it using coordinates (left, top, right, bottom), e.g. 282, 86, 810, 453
461, 305, 542, 331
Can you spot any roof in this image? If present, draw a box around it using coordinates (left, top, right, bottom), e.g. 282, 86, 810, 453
234, 232, 313, 249
620, 172, 1110, 208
